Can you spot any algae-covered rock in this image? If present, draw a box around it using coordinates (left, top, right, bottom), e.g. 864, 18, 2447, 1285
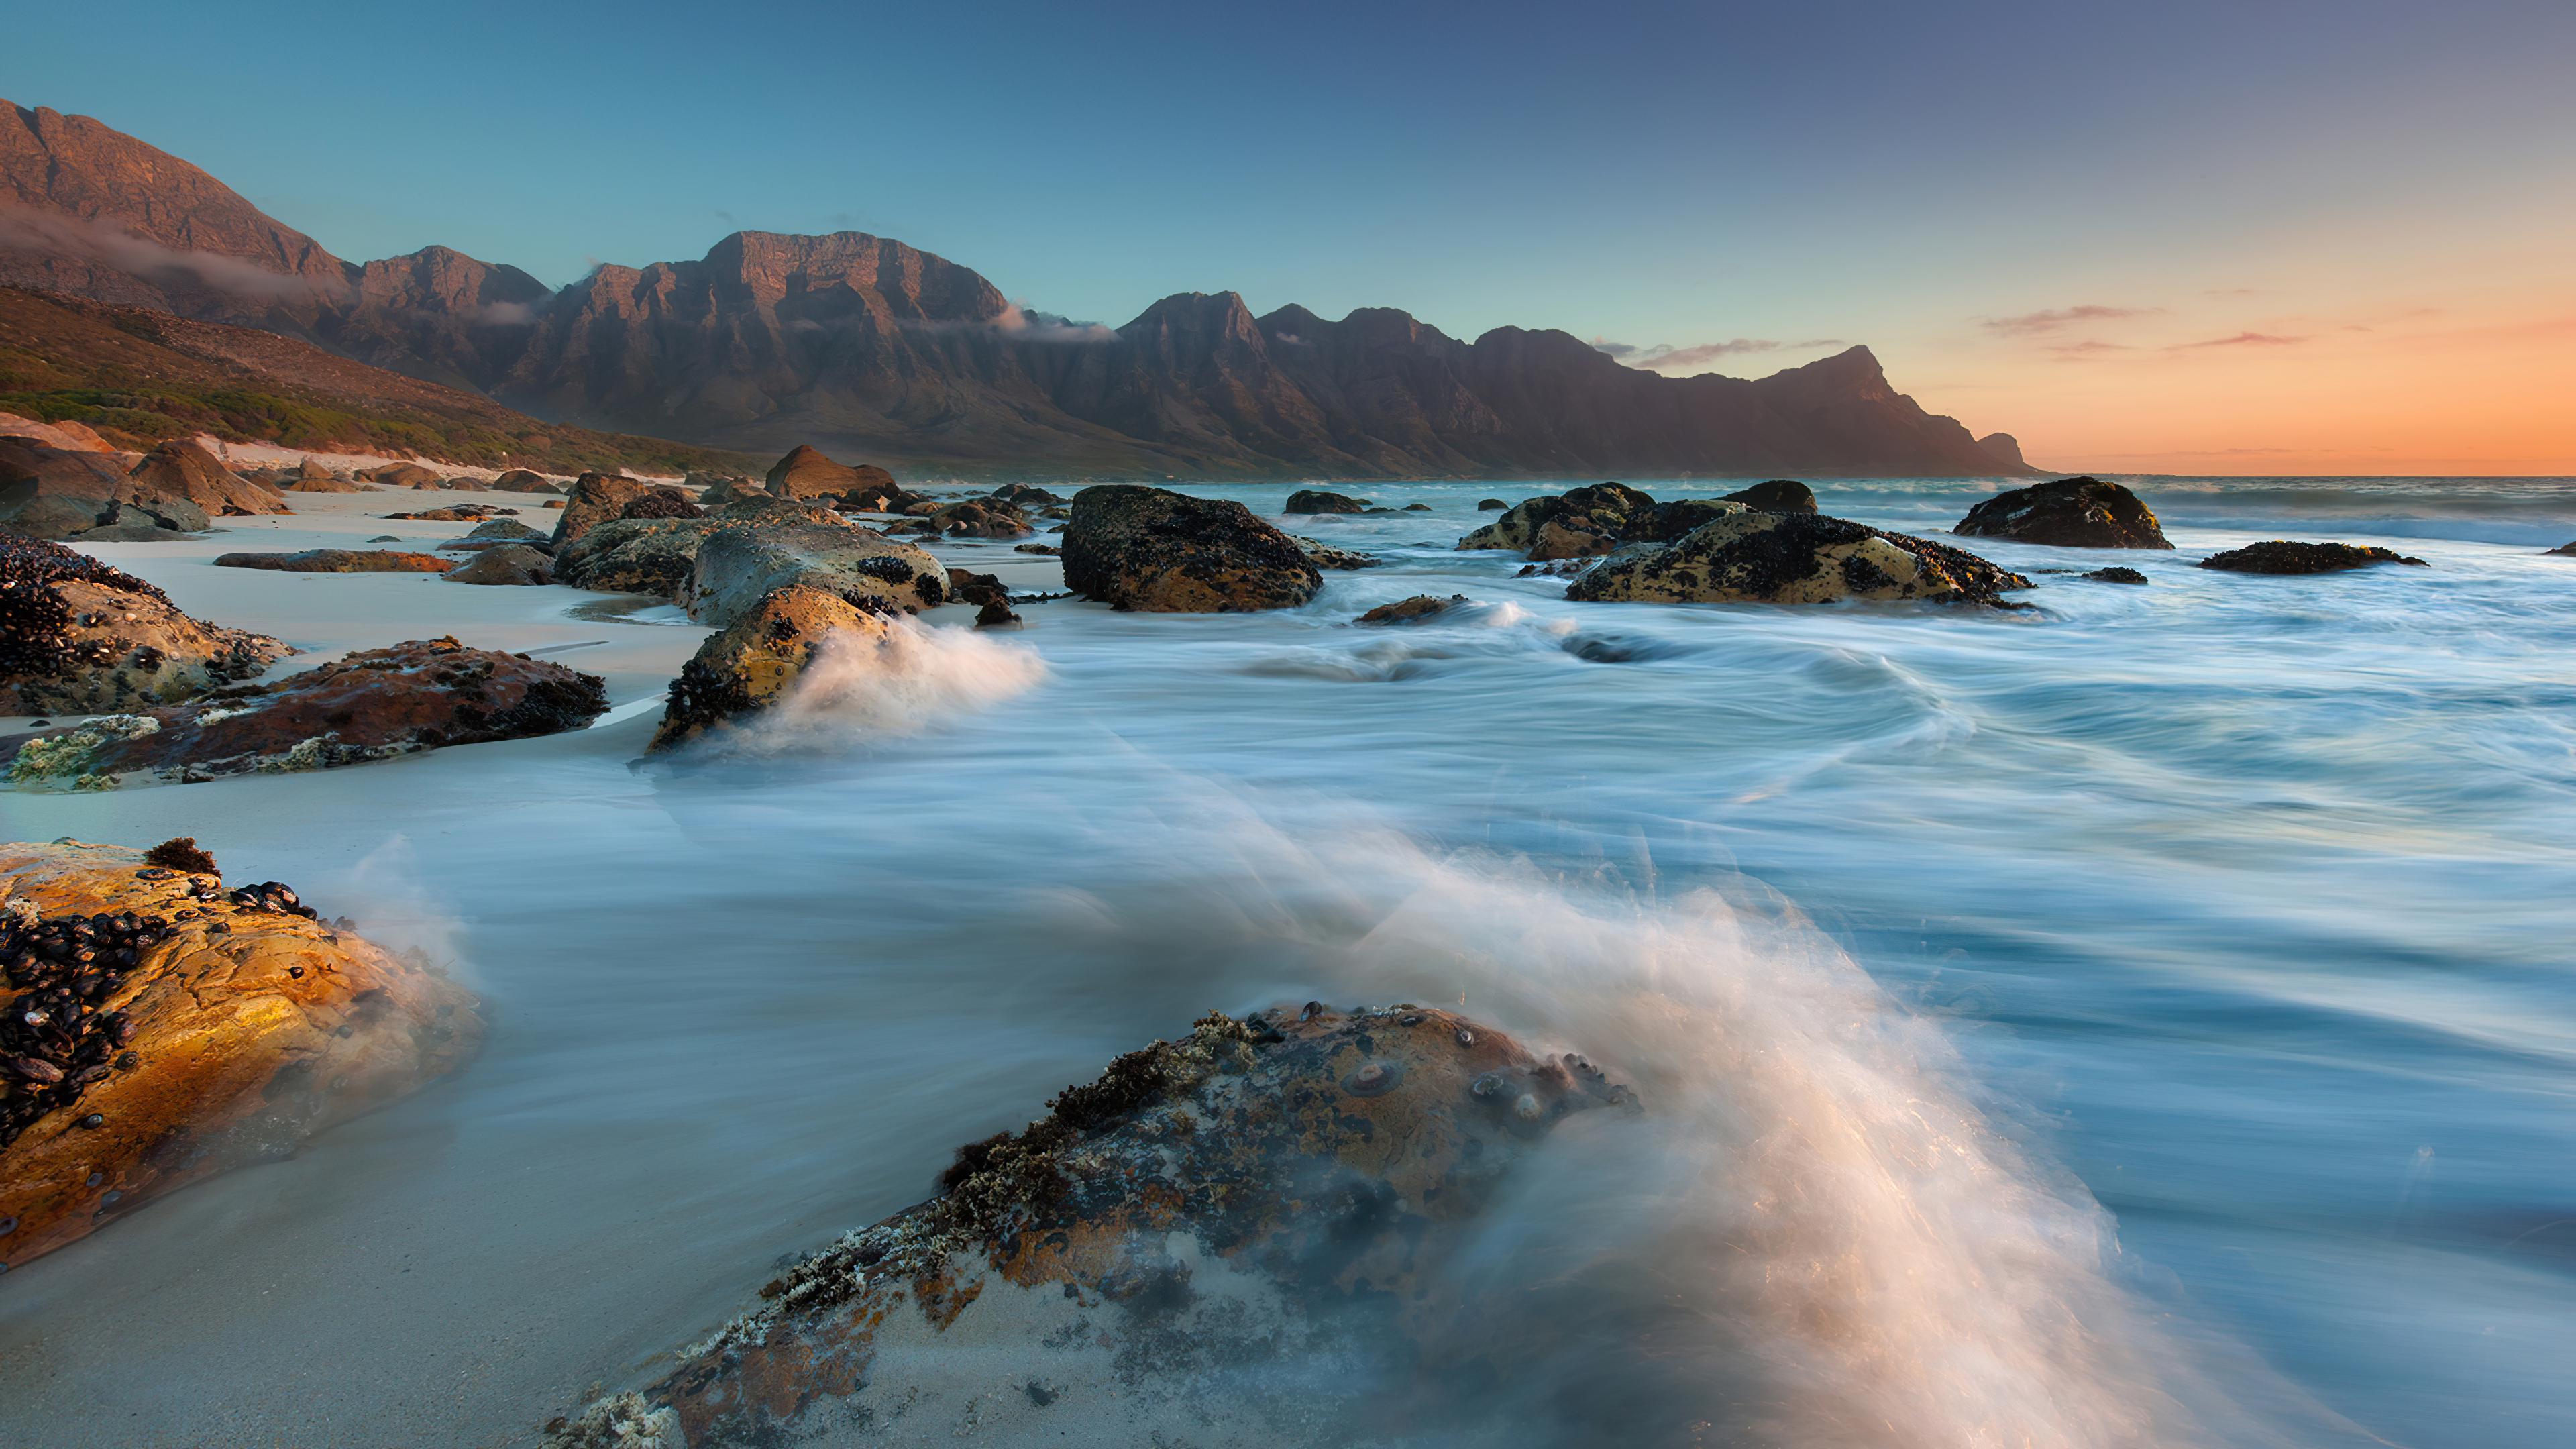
1568, 510, 2032, 607
0, 839, 483, 1270
547, 1002, 1637, 1447
1061, 484, 1320, 612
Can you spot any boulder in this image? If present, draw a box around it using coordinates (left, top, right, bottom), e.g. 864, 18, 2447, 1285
213, 549, 453, 573
543, 1003, 1636, 1448
765, 445, 897, 503
987, 483, 1062, 506
126, 441, 290, 518
282, 474, 364, 494
0, 535, 286, 715
2198, 541, 2428, 574
928, 498, 1033, 539
651, 586, 892, 752
1356, 594, 1470, 625
488, 469, 559, 494
1456, 482, 1748, 555
620, 490, 705, 522
0, 412, 117, 453
1953, 477, 2172, 549
839, 479, 926, 512
694, 476, 769, 507
5, 637, 607, 788
1284, 488, 1371, 514
1477, 498, 1508, 509
682, 525, 945, 627
384, 504, 511, 522
445, 545, 553, 586
466, 518, 547, 542
290, 459, 335, 481
1285, 535, 1377, 570
1566, 511, 2033, 607
1061, 484, 1322, 612
550, 517, 722, 597
1719, 479, 1819, 513
548, 472, 649, 549
363, 463, 441, 488
2544, 541, 2575, 556
0, 839, 482, 1269
2082, 566, 2149, 585
1013, 543, 1061, 556
2, 438, 209, 540
1529, 519, 1615, 561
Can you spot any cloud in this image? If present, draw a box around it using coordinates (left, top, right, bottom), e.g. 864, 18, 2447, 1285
467, 300, 537, 325
0, 205, 337, 303
991, 301, 1116, 343
1273, 331, 1311, 346
2176, 331, 2302, 347
1589, 336, 1843, 372
2047, 339, 2132, 361
1983, 305, 2152, 337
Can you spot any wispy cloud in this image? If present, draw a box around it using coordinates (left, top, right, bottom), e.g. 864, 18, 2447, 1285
1983, 305, 2153, 336
2046, 339, 2133, 362
1589, 336, 1842, 372
2176, 331, 2302, 348
993, 301, 1117, 343
0, 206, 337, 302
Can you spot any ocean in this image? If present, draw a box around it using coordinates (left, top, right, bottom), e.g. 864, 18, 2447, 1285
2, 475, 2571, 1446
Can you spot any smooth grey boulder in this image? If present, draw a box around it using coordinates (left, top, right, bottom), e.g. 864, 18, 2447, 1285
682, 523, 946, 626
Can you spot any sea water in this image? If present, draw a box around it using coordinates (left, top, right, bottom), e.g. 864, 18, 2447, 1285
1, 476, 2570, 1447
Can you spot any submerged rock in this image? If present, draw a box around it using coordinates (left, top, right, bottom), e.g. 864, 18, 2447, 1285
1719, 478, 1819, 513
3, 636, 608, 788
0, 535, 286, 715
1061, 484, 1321, 612
1953, 477, 2172, 549
547, 1003, 1637, 1448
652, 586, 890, 751
1477, 497, 1508, 509
0, 839, 482, 1269
1567, 511, 2032, 607
1285, 534, 1378, 570
1354, 594, 1470, 625
2082, 566, 2149, 585
213, 549, 453, 573
2198, 541, 2428, 574
1456, 482, 1748, 556
1284, 488, 1371, 514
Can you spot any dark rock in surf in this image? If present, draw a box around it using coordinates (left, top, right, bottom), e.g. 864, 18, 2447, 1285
1457, 482, 1751, 557
1719, 479, 1819, 513
987, 483, 1062, 506
2542, 541, 2575, 556
548, 472, 649, 549
1567, 511, 2031, 607
1477, 498, 1508, 509
1285, 488, 1371, 514
651, 586, 895, 751
2082, 566, 2149, 584
1061, 484, 1321, 612
1286, 535, 1377, 570
1356, 594, 1470, 625
542, 1003, 1638, 1448
1953, 477, 2172, 549
2198, 541, 2428, 574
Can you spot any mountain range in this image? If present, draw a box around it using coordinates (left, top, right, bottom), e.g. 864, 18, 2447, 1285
0, 99, 2035, 480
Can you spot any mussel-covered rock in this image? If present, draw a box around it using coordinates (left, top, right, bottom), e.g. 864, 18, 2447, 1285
4, 636, 607, 788
1456, 482, 1749, 557
0, 839, 482, 1269
0, 535, 286, 715
1061, 484, 1321, 612
544, 1003, 1637, 1448
1286, 534, 1378, 570
2198, 541, 2429, 574
1567, 511, 2032, 607
620, 490, 704, 522
1953, 477, 2172, 549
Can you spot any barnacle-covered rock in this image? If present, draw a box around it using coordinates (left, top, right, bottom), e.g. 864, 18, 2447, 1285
0, 534, 286, 715
550, 1003, 1640, 1447
0, 839, 483, 1270
1953, 477, 2171, 549
651, 586, 894, 751
3, 636, 607, 788
1456, 482, 1748, 557
1567, 510, 2033, 608
1286, 534, 1379, 570
1061, 484, 1321, 612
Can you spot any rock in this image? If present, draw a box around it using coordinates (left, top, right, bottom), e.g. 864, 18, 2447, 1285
1477, 497, 1508, 509
1, 438, 208, 540
384, 504, 511, 522
1013, 543, 1061, 556
1566, 511, 2033, 607
1284, 535, 1377, 570
1978, 431, 2029, 470
682, 525, 945, 627
1719, 479, 1819, 513
213, 549, 453, 574
5, 637, 607, 788
0, 839, 483, 1269
487, 469, 559, 494
366, 535, 400, 543
2082, 566, 2149, 585
1284, 488, 1371, 513
2544, 541, 2575, 556
1529, 519, 1615, 561
290, 460, 335, 481
553, 1003, 1636, 1448
987, 483, 1062, 506
282, 474, 363, 493
126, 441, 290, 518
928, 498, 1032, 539
651, 586, 892, 751
1456, 482, 1748, 556
1953, 477, 2172, 549
694, 476, 769, 507
765, 445, 897, 503
1061, 485, 1322, 612
1356, 594, 1470, 625
0, 535, 286, 715
620, 490, 705, 521
548, 472, 648, 549
2198, 541, 2428, 574
446, 544, 553, 586
974, 598, 1022, 627
0, 412, 117, 453
839, 480, 927, 512
409, 480, 447, 490
363, 462, 441, 488
466, 518, 547, 541
550, 517, 721, 597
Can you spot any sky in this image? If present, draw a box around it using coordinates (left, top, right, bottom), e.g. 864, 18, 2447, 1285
6, 0, 2571, 474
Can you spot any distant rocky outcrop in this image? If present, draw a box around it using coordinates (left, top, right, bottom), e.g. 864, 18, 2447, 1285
2198, 541, 2428, 574
2546, 541, 2576, 557
1954, 477, 2172, 549
0, 840, 483, 1269
1567, 512, 2032, 607
1977, 432, 2029, 470
1, 535, 285, 714
1061, 484, 1322, 612
764, 444, 897, 502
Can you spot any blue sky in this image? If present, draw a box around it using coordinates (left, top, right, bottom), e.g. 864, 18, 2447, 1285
7, 0, 2571, 470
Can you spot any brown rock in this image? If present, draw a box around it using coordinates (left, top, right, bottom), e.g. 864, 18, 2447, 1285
562, 1004, 1636, 1447
445, 544, 553, 586
486, 469, 560, 494
1356, 594, 1470, 625
2, 437, 209, 539
0, 534, 286, 715
1529, 519, 1615, 561
1061, 484, 1321, 612
926, 498, 1031, 539
694, 476, 768, 507
125, 441, 290, 517
764, 445, 896, 503
0, 840, 483, 1270
364, 462, 441, 488
547, 472, 647, 549
683, 523, 945, 625
213, 549, 453, 573
1567, 511, 2033, 607
619, 490, 704, 521
282, 474, 363, 493
6, 636, 607, 786
651, 586, 890, 751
